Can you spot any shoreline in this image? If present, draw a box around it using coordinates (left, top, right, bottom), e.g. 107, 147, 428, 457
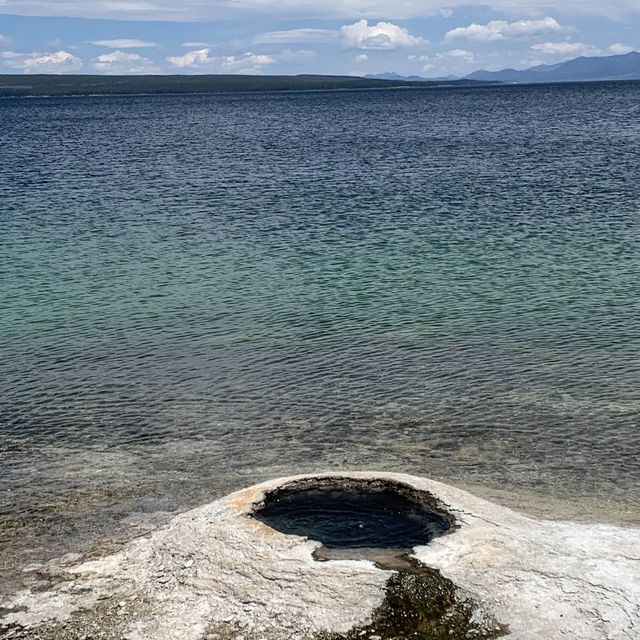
453, 478, 640, 527
2, 470, 639, 600
2, 472, 638, 640
0, 74, 489, 100
1, 77, 639, 100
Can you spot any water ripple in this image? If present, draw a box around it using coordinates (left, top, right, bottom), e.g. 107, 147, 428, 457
1, 83, 639, 588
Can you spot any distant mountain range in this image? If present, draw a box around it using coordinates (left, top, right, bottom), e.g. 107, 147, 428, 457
366, 72, 460, 82
1, 51, 637, 99
368, 51, 640, 85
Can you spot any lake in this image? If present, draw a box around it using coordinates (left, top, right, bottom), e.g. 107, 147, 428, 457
1, 81, 639, 590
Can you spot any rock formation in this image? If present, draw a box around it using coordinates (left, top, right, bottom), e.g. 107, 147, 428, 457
1, 472, 638, 639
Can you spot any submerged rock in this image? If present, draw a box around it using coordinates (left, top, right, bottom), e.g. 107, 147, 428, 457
0, 472, 638, 640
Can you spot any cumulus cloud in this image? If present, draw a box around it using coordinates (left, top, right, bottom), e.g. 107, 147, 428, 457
0, 34, 12, 48
340, 20, 426, 50
531, 41, 601, 56
437, 48, 475, 62
166, 48, 313, 73
254, 28, 339, 44
609, 42, 635, 54
166, 48, 272, 71
410, 48, 476, 72
93, 50, 160, 73
355, 53, 368, 62
0, 49, 82, 73
166, 48, 210, 68
446, 17, 562, 42
89, 38, 158, 48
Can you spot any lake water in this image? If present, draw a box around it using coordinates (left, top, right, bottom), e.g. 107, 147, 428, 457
1, 82, 639, 590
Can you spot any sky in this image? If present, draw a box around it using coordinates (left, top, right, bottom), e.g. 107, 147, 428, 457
0, 1, 639, 77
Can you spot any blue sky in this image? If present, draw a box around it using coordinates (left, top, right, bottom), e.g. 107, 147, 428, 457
0, 1, 639, 76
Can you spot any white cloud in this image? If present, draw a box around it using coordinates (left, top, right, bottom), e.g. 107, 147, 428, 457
531, 41, 601, 56
89, 39, 158, 48
411, 48, 475, 63
181, 42, 216, 48
93, 50, 160, 73
216, 52, 276, 73
340, 20, 426, 50
446, 17, 562, 42
609, 42, 634, 54
166, 48, 211, 68
409, 48, 475, 73
0, 0, 639, 22
437, 48, 475, 62
0, 49, 82, 73
165, 48, 312, 73
254, 28, 339, 44
167, 49, 276, 72
275, 48, 316, 63
355, 53, 368, 62
0, 34, 13, 48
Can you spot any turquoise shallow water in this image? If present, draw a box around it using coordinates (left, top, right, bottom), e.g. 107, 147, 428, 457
1, 82, 639, 586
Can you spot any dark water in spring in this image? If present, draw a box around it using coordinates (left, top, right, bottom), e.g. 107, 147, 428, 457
254, 485, 451, 549
1, 82, 639, 588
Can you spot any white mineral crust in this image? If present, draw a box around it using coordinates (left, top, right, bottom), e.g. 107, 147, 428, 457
1, 472, 638, 639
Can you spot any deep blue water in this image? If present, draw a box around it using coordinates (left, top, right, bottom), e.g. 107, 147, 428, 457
1, 82, 639, 583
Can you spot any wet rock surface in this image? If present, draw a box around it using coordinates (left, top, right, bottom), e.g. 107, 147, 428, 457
1, 472, 639, 640
318, 554, 506, 640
